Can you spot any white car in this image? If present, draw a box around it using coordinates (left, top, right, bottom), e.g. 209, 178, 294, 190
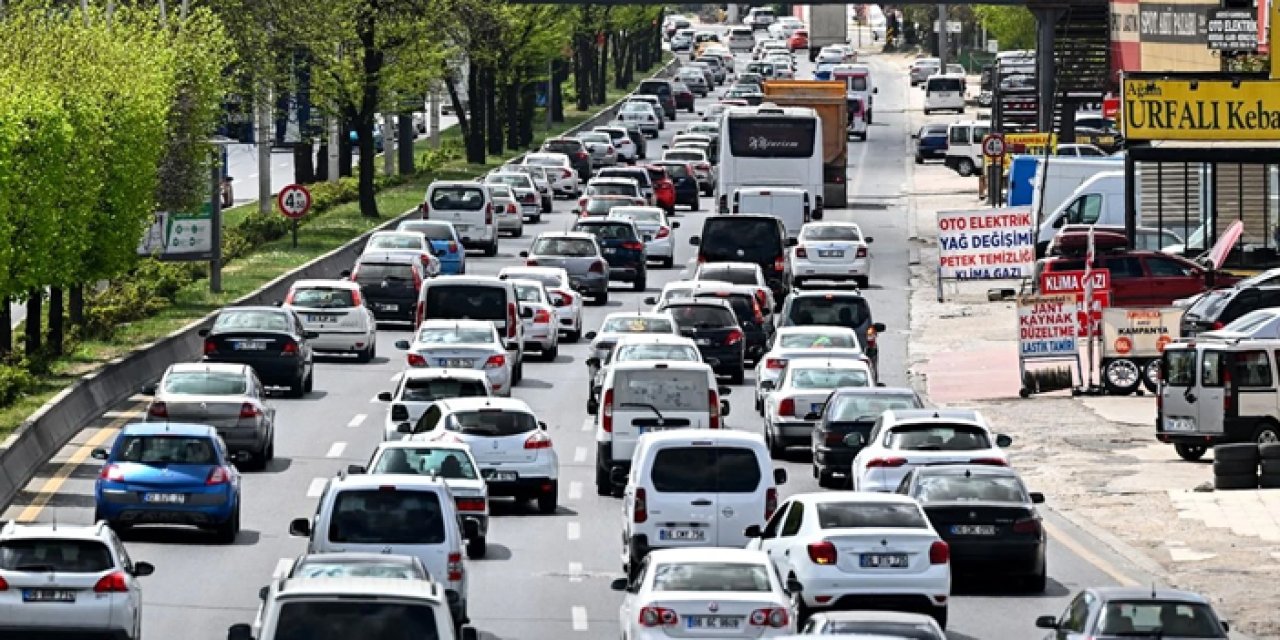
746, 492, 951, 629
357, 441, 491, 558
586, 333, 703, 410
607, 206, 680, 268
485, 183, 524, 238
522, 152, 579, 198
761, 357, 875, 458
485, 172, 542, 222
510, 278, 560, 360
651, 279, 736, 309
501, 163, 554, 213
850, 409, 1013, 493
415, 396, 560, 513
583, 311, 680, 384
577, 131, 619, 168
377, 368, 492, 441
617, 101, 661, 138
792, 222, 874, 289
394, 320, 515, 397
692, 261, 777, 312
498, 266, 584, 342
800, 611, 944, 637
612, 548, 796, 639
754, 326, 867, 412
594, 125, 639, 163
283, 279, 377, 361
362, 230, 441, 277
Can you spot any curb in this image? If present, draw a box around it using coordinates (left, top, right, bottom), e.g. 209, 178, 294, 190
0, 56, 680, 513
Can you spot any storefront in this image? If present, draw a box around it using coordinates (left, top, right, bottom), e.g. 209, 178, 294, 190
1110, 0, 1221, 84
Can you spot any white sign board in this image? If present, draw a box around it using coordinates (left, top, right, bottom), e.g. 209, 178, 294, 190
936, 207, 1035, 279
137, 207, 213, 259
947, 20, 963, 33
1101, 308, 1182, 359
987, 39, 999, 53
1018, 295, 1079, 359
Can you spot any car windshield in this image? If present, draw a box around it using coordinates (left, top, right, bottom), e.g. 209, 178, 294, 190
828, 394, 920, 422
651, 446, 761, 493
293, 559, 423, 580
616, 369, 708, 411
371, 447, 479, 479
586, 199, 630, 216
0, 539, 113, 573
601, 316, 674, 333
329, 489, 445, 545
615, 344, 700, 362
779, 332, 857, 348
415, 326, 493, 344
665, 151, 703, 163
700, 220, 782, 263
429, 186, 485, 210
668, 305, 735, 328
446, 410, 538, 436
651, 562, 772, 592
913, 474, 1027, 503
698, 268, 758, 286
162, 371, 248, 395
533, 237, 597, 256
368, 234, 424, 250
290, 286, 357, 308
503, 271, 561, 288
787, 296, 869, 327
886, 424, 992, 451
801, 226, 863, 242
274, 600, 441, 640
576, 223, 638, 242
586, 182, 638, 197
423, 286, 505, 320
659, 164, 691, 179
816, 502, 928, 529
824, 621, 942, 639
400, 377, 488, 402
1096, 601, 1223, 638
213, 310, 290, 332
487, 174, 530, 188
788, 367, 870, 389
116, 435, 218, 464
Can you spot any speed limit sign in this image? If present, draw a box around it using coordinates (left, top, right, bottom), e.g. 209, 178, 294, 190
277, 184, 313, 220
981, 133, 1006, 159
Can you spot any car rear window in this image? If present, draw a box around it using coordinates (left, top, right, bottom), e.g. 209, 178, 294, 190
1097, 602, 1222, 637
514, 283, 546, 303
599, 170, 652, 188
429, 186, 485, 211
368, 233, 425, 251
828, 393, 921, 422
162, 371, 248, 395
651, 562, 771, 592
827, 621, 942, 640
399, 222, 455, 241
275, 601, 440, 640
290, 286, 357, 308
0, 539, 113, 573
801, 226, 862, 242
788, 366, 869, 389
329, 489, 445, 544
116, 435, 218, 464
401, 378, 488, 402
533, 237, 597, 256
616, 369, 708, 411
371, 446, 478, 480
293, 558, 423, 580
668, 305, 736, 328
816, 502, 928, 529
913, 474, 1027, 503
658, 164, 692, 179
885, 424, 992, 451
700, 219, 782, 263
575, 222, 638, 242
446, 409, 538, 436
415, 326, 494, 344
601, 316, 674, 333
586, 184, 638, 198
638, 81, 671, 95
779, 332, 856, 348
214, 309, 291, 332
424, 285, 506, 320
697, 268, 757, 286
787, 296, 869, 327
502, 271, 560, 288
585, 199, 631, 216
695, 293, 757, 322
665, 151, 704, 163
354, 263, 415, 284
650, 446, 762, 493
928, 77, 963, 92
615, 344, 700, 362
543, 140, 582, 154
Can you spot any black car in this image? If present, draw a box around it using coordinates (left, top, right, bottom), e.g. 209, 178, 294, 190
572, 218, 647, 290
810, 387, 923, 487
658, 298, 746, 383
349, 251, 427, 324
693, 289, 772, 363
690, 215, 795, 303
636, 79, 677, 120
541, 137, 593, 180
777, 290, 884, 368
896, 465, 1047, 591
914, 123, 949, 163
200, 306, 316, 397
651, 161, 700, 210
1180, 269, 1280, 336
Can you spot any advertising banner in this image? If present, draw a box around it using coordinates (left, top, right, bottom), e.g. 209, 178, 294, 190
1121, 76, 1280, 141
1039, 269, 1112, 337
1206, 8, 1259, 51
137, 205, 213, 261
1018, 295, 1079, 359
1101, 308, 1182, 358
936, 207, 1035, 280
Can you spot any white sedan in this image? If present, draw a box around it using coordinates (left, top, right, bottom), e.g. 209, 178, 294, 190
498, 266, 584, 342
394, 320, 515, 396
612, 548, 796, 639
283, 279, 377, 361
746, 492, 951, 629
761, 357, 875, 458
510, 278, 561, 360
754, 326, 868, 412
616, 102, 661, 138
362, 230, 441, 277
850, 408, 1013, 493
377, 368, 492, 441
522, 152, 580, 198
607, 206, 680, 269
791, 222, 873, 289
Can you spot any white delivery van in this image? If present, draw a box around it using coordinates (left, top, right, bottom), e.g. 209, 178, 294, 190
619, 429, 787, 578
944, 120, 991, 177
1034, 171, 1127, 251
923, 74, 966, 115
832, 64, 876, 124
424, 181, 497, 256
1027, 157, 1124, 229
731, 187, 815, 240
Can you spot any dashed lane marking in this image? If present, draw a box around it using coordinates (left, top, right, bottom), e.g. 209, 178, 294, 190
568, 562, 584, 583
17, 405, 143, 523
347, 414, 367, 428
568, 482, 583, 501
306, 477, 328, 498
567, 522, 581, 540
581, 418, 593, 432
571, 606, 588, 631
326, 442, 347, 458
573, 446, 587, 463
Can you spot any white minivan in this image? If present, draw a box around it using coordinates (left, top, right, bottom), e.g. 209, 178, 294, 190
923, 74, 966, 115
423, 181, 497, 256
731, 187, 816, 240
594, 360, 729, 496
619, 430, 787, 578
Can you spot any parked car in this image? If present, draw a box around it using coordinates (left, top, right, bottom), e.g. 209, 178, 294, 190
914, 123, 949, 163
1035, 587, 1230, 639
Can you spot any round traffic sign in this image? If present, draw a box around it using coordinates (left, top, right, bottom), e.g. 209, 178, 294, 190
982, 134, 1006, 158
277, 184, 313, 220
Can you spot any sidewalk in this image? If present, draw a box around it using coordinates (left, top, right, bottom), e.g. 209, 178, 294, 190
890, 52, 1280, 639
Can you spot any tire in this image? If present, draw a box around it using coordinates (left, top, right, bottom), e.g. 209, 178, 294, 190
1103, 359, 1141, 396
543, 343, 559, 362
303, 371, 314, 393
729, 368, 745, 385
467, 536, 487, 559
765, 424, 783, 458
633, 274, 646, 291
483, 241, 498, 257
660, 256, 674, 269
596, 457, 611, 496
356, 344, 373, 363
854, 276, 869, 290
956, 158, 975, 176
1260, 459, 1280, 475
915, 155, 924, 164
1214, 458, 1257, 476
923, 108, 931, 115
791, 587, 811, 628
1260, 442, 1280, 460
213, 505, 240, 544
816, 468, 836, 488
1214, 472, 1258, 490
1261, 474, 1280, 489
287, 376, 305, 399
265, 436, 275, 461
933, 608, 948, 630
565, 328, 581, 343
513, 360, 524, 385
542, 200, 552, 214
1175, 444, 1208, 461
537, 481, 559, 514
1254, 422, 1280, 444
596, 291, 610, 306
1024, 569, 1047, 594
1215, 442, 1260, 463
1142, 360, 1161, 393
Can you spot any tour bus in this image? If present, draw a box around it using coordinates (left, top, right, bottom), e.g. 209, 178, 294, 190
716, 104, 824, 215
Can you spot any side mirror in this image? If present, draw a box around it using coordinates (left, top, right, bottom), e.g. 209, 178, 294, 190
865, 237, 874, 244
140, 383, 158, 396
273, 300, 283, 307
759, 380, 775, 391
1029, 492, 1046, 504
773, 468, 787, 484
996, 434, 1013, 448
131, 561, 155, 577
874, 87, 879, 94
743, 524, 762, 538
1222, 621, 1230, 633
585, 357, 601, 368
519, 251, 530, 258
258, 586, 269, 600
304, 331, 320, 340
843, 433, 866, 447
810, 210, 823, 220
720, 399, 731, 416
377, 391, 393, 401
610, 467, 628, 486
1035, 616, 1058, 629
585, 331, 598, 340
288, 518, 312, 537
539, 421, 548, 431
610, 578, 630, 592
394, 340, 411, 350
347, 464, 366, 475
198, 328, 210, 337
643, 296, 658, 305
672, 221, 681, 229
786, 237, 799, 247
872, 322, 886, 332
397, 422, 414, 434
227, 623, 254, 640
91, 448, 109, 460
553, 297, 567, 307
689, 236, 701, 246
521, 307, 535, 319
340, 270, 352, 279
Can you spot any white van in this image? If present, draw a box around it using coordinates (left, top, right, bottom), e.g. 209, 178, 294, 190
726, 26, 756, 51
832, 63, 876, 124
1034, 171, 1127, 251
731, 187, 815, 240
1158, 338, 1280, 461
287, 474, 472, 627
619, 430, 787, 578
923, 74, 965, 115
594, 360, 728, 495
415, 276, 526, 377
943, 120, 991, 177
423, 181, 497, 256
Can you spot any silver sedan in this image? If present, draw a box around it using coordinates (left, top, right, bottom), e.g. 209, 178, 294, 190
143, 362, 276, 469
519, 232, 611, 305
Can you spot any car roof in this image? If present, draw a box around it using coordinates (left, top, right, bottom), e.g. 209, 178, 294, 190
699, 262, 762, 273
605, 311, 675, 321
291, 279, 361, 290
576, 218, 636, 227
398, 368, 488, 381
119, 422, 219, 437
784, 357, 872, 371
911, 464, 1020, 479
811, 610, 940, 624
376, 440, 473, 453
430, 180, 486, 188
613, 334, 698, 347
885, 408, 986, 425
295, 552, 420, 566
792, 491, 921, 506
613, 359, 711, 372
357, 250, 417, 264
435, 396, 534, 413
416, 319, 498, 332
829, 385, 917, 397
331, 473, 449, 491
276, 576, 444, 602
166, 362, 251, 375
1089, 586, 1214, 605
499, 266, 569, 279
661, 297, 734, 311
0, 521, 113, 542
423, 275, 507, 287
641, 428, 762, 446
646, 547, 770, 564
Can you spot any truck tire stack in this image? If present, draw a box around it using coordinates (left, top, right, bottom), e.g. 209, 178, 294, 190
1213, 444, 1259, 490
1260, 443, 1280, 489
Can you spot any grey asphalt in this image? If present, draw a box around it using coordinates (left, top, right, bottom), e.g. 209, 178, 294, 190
0, 37, 1147, 640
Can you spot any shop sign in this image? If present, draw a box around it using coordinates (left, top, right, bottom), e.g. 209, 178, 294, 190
1121, 76, 1280, 141
1101, 308, 1182, 358
1039, 270, 1112, 337
1206, 8, 1259, 52
1138, 2, 1214, 45
936, 208, 1035, 280
1018, 295, 1079, 359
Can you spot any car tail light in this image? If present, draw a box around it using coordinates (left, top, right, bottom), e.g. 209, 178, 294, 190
634, 486, 648, 523
778, 397, 795, 417
554, 290, 575, 306
807, 540, 837, 565
148, 401, 168, 418
533, 309, 552, 324
349, 265, 361, 281
456, 497, 486, 511
697, 162, 710, 172
447, 552, 464, 581
507, 302, 518, 340
239, 402, 262, 419
856, 246, 868, 258
724, 329, 744, 346
930, 541, 950, 564
411, 264, 423, 290
774, 255, 786, 272
574, 151, 588, 160
485, 202, 493, 225
622, 241, 644, 251
589, 260, 606, 274
93, 571, 129, 593
281, 341, 298, 356
100, 464, 125, 482
351, 289, 363, 306
639, 605, 675, 627
602, 389, 615, 432
203, 340, 217, 355
656, 226, 671, 239
968, 457, 1008, 466
284, 289, 296, 305
407, 353, 427, 367
0, 576, 8, 591
415, 301, 425, 328
507, 203, 518, 214
765, 486, 777, 520
418, 202, 429, 217
749, 607, 789, 628
766, 358, 787, 369
1012, 517, 1042, 535
708, 389, 720, 429
562, 169, 573, 179
526, 258, 539, 266
866, 457, 908, 468
752, 302, 764, 325
448, 241, 458, 254
795, 246, 808, 258
206, 466, 232, 486
525, 431, 553, 449
606, 147, 615, 155
484, 354, 506, 369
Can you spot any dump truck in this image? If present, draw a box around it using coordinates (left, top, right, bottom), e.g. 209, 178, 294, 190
762, 80, 849, 210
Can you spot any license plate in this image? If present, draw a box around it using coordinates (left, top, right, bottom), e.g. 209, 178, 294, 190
22, 589, 76, 603
437, 358, 474, 367
810, 403, 824, 415
686, 615, 741, 630
658, 528, 706, 541
860, 553, 908, 568
1164, 417, 1196, 432
483, 469, 518, 482
604, 247, 617, 254
695, 338, 712, 346
307, 314, 339, 323
951, 524, 996, 536
144, 492, 186, 504
377, 303, 399, 312
234, 340, 267, 351
818, 250, 844, 258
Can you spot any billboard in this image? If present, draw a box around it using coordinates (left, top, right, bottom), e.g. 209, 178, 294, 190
1121, 76, 1280, 141
936, 208, 1035, 280
137, 205, 213, 261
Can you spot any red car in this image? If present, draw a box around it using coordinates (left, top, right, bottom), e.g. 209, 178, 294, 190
788, 29, 809, 51
641, 165, 677, 215
672, 82, 696, 114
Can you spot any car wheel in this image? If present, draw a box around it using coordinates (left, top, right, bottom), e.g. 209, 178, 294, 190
956, 157, 975, 176
484, 241, 498, 257
287, 376, 305, 399
932, 607, 947, 630
565, 326, 581, 343
816, 468, 837, 488
515, 225, 524, 238
467, 536, 487, 559
1024, 569, 1047, 593
357, 343, 373, 363
214, 504, 240, 544
790, 585, 811, 628
923, 108, 931, 115
595, 291, 610, 306
633, 273, 646, 291
542, 200, 552, 214
1254, 422, 1280, 444
1102, 359, 1141, 395
543, 343, 559, 362
596, 456, 611, 496
265, 436, 275, 461
915, 155, 924, 164
537, 481, 559, 514
660, 256, 674, 269
513, 360, 524, 384
854, 276, 869, 289
1174, 443, 1208, 461
729, 368, 745, 385
765, 424, 783, 458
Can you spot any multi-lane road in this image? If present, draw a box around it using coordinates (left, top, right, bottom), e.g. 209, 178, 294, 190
3, 31, 1157, 640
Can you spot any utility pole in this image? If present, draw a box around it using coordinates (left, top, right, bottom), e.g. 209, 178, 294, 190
383, 115, 396, 176
256, 87, 272, 214
327, 116, 340, 184
429, 86, 441, 150
936, 4, 948, 69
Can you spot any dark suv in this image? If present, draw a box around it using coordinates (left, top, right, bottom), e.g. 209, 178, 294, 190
657, 298, 746, 383
349, 251, 426, 323
1181, 269, 1280, 336
693, 288, 773, 364
690, 215, 794, 302
636, 79, 677, 120
540, 137, 592, 181
777, 290, 885, 369
914, 123, 949, 163
572, 218, 648, 291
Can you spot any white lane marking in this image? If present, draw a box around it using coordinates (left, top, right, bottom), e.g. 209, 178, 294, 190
326, 442, 347, 458
568, 481, 583, 501
568, 562, 584, 583
347, 414, 367, 428
306, 477, 327, 498
390, 372, 402, 382
573, 446, 587, 463
567, 521, 581, 540
581, 418, 593, 432
369, 395, 380, 403
571, 605, 588, 631
273, 557, 293, 579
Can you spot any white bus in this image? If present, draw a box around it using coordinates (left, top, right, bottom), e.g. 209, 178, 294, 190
716, 105, 824, 214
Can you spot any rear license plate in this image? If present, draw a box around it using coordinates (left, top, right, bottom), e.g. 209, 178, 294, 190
604, 247, 617, 254
951, 524, 996, 535
658, 528, 706, 541
1164, 417, 1196, 432
234, 340, 267, 351
860, 553, 908, 568
22, 589, 75, 603
144, 492, 186, 504
818, 250, 844, 258
307, 314, 339, 323
376, 303, 399, 312
695, 338, 712, 346
686, 615, 741, 629
437, 358, 474, 367
483, 469, 518, 482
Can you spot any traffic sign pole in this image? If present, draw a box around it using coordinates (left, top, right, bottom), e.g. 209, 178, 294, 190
981, 133, 1006, 208
277, 184, 314, 249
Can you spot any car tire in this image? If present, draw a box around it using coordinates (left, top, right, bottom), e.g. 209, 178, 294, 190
596, 455, 611, 496
1215, 472, 1258, 490
565, 328, 581, 343
854, 276, 869, 289
1215, 442, 1260, 463
1141, 360, 1161, 393
537, 481, 559, 514
660, 256, 674, 268
213, 504, 240, 544
596, 291, 610, 306
915, 155, 924, 164
633, 273, 646, 291
765, 423, 782, 458
957, 157, 976, 176
513, 359, 524, 384
729, 368, 745, 385
923, 108, 931, 115
467, 536, 487, 559
265, 436, 275, 461
1260, 442, 1280, 460
542, 200, 552, 214
1102, 359, 1141, 396
1213, 458, 1257, 476
1024, 568, 1048, 593
1261, 474, 1280, 489
1260, 459, 1280, 475
1175, 444, 1208, 461
932, 607, 948, 630
816, 468, 837, 488
357, 344, 374, 363
303, 371, 314, 393
287, 375, 305, 399
543, 343, 559, 362
790, 586, 811, 628
1253, 422, 1280, 444
484, 241, 498, 257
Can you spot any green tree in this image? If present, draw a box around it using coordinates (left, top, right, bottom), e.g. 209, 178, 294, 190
973, 5, 1037, 51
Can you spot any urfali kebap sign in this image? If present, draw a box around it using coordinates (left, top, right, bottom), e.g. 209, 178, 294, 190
1121, 76, 1280, 141
936, 207, 1035, 280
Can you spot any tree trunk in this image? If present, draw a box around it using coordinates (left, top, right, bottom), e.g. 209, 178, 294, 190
465, 62, 487, 163
69, 285, 84, 327
485, 68, 503, 156
398, 113, 415, 175
518, 81, 537, 147
47, 287, 63, 356
612, 32, 628, 90
293, 142, 315, 184
504, 81, 521, 151
0, 298, 11, 356
24, 292, 41, 357
315, 143, 329, 182
444, 67, 469, 141
551, 58, 566, 122
355, 11, 382, 217
596, 31, 610, 104
338, 112, 354, 177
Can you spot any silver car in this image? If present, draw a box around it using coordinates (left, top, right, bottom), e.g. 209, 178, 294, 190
607, 206, 680, 269
143, 362, 276, 469
501, 164, 554, 213
576, 131, 619, 168
519, 232, 610, 305
283, 279, 378, 361
522, 152, 579, 198
910, 57, 941, 85
510, 279, 561, 360
678, 68, 710, 97
485, 172, 542, 223
485, 184, 524, 238
616, 102, 661, 138
395, 320, 515, 397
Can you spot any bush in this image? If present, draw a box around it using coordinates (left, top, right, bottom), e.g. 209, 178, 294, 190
82, 261, 202, 339
0, 365, 35, 406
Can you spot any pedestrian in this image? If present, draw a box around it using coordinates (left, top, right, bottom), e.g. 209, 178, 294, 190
220, 176, 234, 208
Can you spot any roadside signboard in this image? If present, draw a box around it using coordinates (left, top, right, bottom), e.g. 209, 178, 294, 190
1206, 8, 1259, 52
277, 184, 313, 220
981, 133, 1006, 158
137, 205, 213, 261
936, 207, 1035, 280
1018, 295, 1079, 359
1120, 76, 1280, 141
1040, 269, 1111, 337
1101, 308, 1182, 358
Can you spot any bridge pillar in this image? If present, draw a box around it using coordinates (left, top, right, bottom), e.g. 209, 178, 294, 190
1029, 5, 1065, 133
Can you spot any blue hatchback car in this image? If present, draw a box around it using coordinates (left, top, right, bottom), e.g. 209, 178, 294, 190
92, 423, 242, 542
397, 220, 467, 275
915, 123, 949, 163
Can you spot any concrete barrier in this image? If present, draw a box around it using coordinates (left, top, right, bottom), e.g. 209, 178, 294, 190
0, 54, 682, 511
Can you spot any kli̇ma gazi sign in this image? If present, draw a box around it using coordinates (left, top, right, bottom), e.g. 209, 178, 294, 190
1121, 75, 1280, 141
